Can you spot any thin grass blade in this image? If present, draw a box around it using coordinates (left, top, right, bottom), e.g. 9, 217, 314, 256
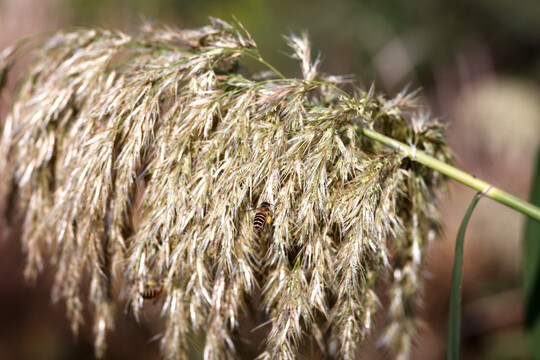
446, 191, 483, 360
524, 147, 540, 357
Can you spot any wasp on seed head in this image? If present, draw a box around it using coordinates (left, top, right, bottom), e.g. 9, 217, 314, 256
253, 201, 273, 230
140, 281, 163, 300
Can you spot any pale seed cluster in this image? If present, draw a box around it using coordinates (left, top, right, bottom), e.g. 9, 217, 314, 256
0, 18, 450, 360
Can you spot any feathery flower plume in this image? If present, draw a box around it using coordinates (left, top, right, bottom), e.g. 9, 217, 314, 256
0, 18, 450, 359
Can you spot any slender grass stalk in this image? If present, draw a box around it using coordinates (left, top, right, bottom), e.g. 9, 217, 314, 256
359, 127, 540, 221
241, 49, 287, 80
524, 147, 540, 357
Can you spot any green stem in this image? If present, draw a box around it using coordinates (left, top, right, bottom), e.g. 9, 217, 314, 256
241, 49, 287, 80
359, 127, 540, 222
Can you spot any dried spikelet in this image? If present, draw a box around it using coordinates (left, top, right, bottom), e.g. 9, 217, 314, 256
0, 18, 450, 359
0, 45, 17, 92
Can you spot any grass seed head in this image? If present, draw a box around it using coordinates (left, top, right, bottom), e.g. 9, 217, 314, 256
0, 18, 450, 359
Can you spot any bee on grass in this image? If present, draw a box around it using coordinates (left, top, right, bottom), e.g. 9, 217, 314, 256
140, 281, 163, 300
253, 201, 273, 230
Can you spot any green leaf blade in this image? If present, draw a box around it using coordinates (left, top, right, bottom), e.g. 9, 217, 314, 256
446, 192, 483, 360
524, 147, 540, 357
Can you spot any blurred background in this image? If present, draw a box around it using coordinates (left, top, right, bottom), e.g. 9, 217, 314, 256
1, 0, 539, 359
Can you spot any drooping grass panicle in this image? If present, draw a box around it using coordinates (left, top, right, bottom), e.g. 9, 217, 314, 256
0, 18, 450, 359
